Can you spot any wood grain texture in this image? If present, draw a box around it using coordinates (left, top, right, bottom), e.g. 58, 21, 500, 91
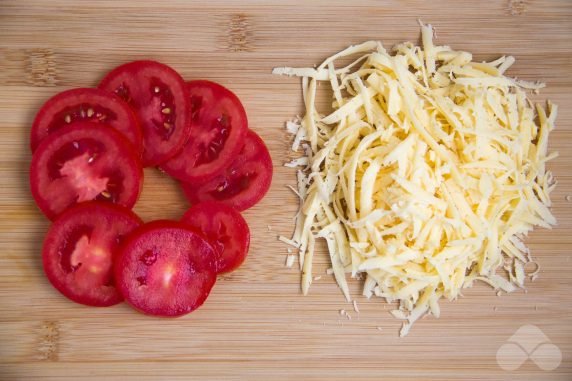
1, 1, 571, 380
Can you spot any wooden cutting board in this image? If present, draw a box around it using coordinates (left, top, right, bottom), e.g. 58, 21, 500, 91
1, 1, 571, 379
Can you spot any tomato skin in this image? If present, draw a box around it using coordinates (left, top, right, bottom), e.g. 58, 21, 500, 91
160, 80, 248, 183
31, 88, 142, 154
182, 201, 250, 273
115, 220, 217, 317
182, 130, 273, 211
98, 60, 191, 167
30, 122, 143, 220
42, 201, 142, 307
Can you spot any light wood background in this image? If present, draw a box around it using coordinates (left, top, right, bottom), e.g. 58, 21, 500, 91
1, 1, 571, 380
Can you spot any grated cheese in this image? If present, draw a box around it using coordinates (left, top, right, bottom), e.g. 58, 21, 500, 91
274, 23, 557, 336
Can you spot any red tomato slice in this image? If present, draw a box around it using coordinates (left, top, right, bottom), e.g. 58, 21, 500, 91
30, 122, 143, 220
42, 201, 142, 307
98, 60, 190, 167
182, 201, 250, 273
115, 220, 217, 317
182, 130, 272, 211
30, 88, 142, 154
160, 80, 248, 183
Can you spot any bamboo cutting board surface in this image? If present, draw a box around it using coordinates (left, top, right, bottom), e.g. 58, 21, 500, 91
1, 1, 571, 380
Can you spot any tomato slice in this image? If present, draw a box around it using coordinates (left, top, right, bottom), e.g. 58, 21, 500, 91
31, 88, 142, 154
42, 201, 142, 307
182, 201, 250, 273
98, 60, 190, 167
30, 122, 143, 220
160, 80, 248, 183
182, 130, 272, 211
115, 220, 217, 317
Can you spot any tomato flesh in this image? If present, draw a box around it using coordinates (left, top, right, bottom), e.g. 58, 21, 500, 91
160, 80, 248, 183
182, 130, 272, 211
182, 201, 250, 273
42, 202, 142, 306
30, 122, 143, 220
99, 60, 190, 167
31, 88, 142, 154
115, 220, 217, 317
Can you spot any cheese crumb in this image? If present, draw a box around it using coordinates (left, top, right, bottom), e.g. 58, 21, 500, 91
339, 309, 352, 320
278, 235, 300, 249
274, 22, 557, 336
353, 300, 360, 314
285, 255, 296, 268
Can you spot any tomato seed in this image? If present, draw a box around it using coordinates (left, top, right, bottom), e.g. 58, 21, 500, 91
139, 250, 157, 266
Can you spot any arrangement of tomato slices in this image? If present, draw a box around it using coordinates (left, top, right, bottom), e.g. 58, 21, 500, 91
30, 60, 272, 317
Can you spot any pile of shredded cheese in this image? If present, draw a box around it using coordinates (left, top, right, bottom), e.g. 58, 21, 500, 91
273, 23, 557, 336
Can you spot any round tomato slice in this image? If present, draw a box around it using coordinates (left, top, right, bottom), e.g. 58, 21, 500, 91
182, 201, 250, 273
98, 60, 190, 167
182, 130, 272, 211
30, 88, 142, 154
115, 220, 217, 317
30, 122, 143, 220
160, 80, 248, 183
42, 201, 142, 307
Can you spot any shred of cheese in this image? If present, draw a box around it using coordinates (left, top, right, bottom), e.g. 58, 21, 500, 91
285, 254, 296, 268
274, 23, 557, 336
353, 300, 360, 314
